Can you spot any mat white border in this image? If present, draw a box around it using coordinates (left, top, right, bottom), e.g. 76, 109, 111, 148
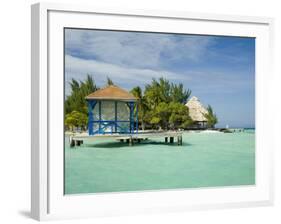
31, 2, 274, 221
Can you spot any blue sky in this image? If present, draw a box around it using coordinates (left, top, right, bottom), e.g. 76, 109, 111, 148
65, 28, 255, 128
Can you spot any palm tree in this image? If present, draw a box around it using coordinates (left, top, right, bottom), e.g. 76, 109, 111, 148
144, 79, 162, 109
65, 74, 97, 114
130, 86, 148, 130
170, 83, 192, 104
106, 76, 114, 86
203, 105, 218, 128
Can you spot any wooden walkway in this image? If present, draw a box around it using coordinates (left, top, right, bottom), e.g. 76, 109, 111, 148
70, 131, 183, 147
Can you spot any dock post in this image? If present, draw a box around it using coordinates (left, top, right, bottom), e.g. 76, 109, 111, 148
129, 136, 133, 146
70, 138, 75, 148
165, 137, 168, 143
170, 137, 174, 143
177, 136, 183, 146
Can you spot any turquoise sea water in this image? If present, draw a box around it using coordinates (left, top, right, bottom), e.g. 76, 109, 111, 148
64, 131, 255, 194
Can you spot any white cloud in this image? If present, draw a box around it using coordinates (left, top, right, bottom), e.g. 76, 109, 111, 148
65, 29, 216, 70
64, 29, 254, 96
65, 54, 193, 94
65, 54, 254, 95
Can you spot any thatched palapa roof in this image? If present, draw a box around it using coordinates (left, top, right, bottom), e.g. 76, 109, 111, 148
85, 85, 137, 101
185, 96, 208, 122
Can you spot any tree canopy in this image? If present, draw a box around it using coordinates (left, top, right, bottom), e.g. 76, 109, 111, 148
130, 86, 148, 130
106, 76, 114, 86
65, 74, 97, 114
65, 110, 88, 131
64, 75, 217, 131
203, 105, 218, 128
144, 78, 191, 110
133, 77, 193, 130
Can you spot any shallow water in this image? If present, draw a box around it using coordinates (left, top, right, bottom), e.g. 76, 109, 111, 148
64, 131, 255, 194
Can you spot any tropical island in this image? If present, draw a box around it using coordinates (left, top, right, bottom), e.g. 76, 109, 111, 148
64, 75, 255, 195
63, 29, 255, 195
65, 75, 218, 133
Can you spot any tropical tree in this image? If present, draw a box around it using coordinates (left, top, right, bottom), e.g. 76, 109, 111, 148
168, 102, 193, 129
152, 102, 170, 130
144, 78, 164, 110
65, 74, 97, 115
130, 86, 148, 130
203, 105, 218, 128
170, 83, 191, 104
144, 77, 192, 109
106, 76, 114, 86
148, 102, 193, 130
65, 114, 76, 131
65, 111, 88, 131
143, 77, 193, 129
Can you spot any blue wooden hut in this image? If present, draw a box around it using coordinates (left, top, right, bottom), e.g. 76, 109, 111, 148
85, 85, 138, 135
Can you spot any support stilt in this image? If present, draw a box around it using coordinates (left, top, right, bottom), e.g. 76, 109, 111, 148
70, 139, 75, 148
129, 137, 133, 146
177, 136, 180, 145
170, 137, 174, 143
177, 136, 183, 146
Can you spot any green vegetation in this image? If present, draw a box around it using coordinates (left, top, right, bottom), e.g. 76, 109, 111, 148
143, 78, 191, 109
132, 77, 192, 130
146, 102, 193, 130
65, 75, 217, 131
65, 75, 97, 115
130, 86, 148, 130
106, 76, 114, 86
65, 111, 88, 131
204, 105, 218, 128
65, 75, 97, 132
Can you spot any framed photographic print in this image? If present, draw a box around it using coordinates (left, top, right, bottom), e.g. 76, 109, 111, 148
31, 2, 274, 221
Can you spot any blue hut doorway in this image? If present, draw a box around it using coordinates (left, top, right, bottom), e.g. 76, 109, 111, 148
86, 85, 138, 135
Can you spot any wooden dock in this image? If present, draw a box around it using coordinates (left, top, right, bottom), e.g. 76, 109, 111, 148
70, 131, 183, 147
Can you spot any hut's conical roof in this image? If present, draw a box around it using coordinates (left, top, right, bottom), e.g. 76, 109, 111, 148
185, 96, 208, 122
85, 85, 137, 101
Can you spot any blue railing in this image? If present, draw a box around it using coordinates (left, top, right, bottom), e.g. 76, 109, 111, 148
87, 99, 138, 135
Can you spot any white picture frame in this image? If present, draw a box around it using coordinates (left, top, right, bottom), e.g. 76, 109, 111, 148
31, 2, 274, 221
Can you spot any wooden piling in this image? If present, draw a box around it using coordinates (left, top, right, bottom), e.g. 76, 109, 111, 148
129, 137, 133, 146
165, 137, 168, 143
177, 136, 183, 146
70, 139, 75, 148
170, 137, 174, 143
72, 131, 184, 147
